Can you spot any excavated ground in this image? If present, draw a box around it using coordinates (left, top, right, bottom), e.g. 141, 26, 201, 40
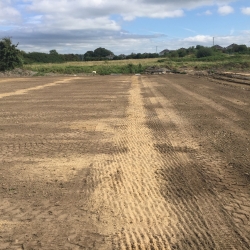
0, 74, 249, 250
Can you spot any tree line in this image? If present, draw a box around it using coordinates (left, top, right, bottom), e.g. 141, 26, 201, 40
83, 47, 160, 61
22, 49, 80, 64
163, 44, 250, 59
0, 37, 250, 71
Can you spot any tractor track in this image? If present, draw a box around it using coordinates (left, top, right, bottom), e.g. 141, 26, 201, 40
0, 75, 249, 249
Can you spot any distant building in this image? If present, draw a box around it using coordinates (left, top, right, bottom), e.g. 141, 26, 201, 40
226, 43, 238, 50
118, 54, 126, 59
159, 49, 171, 56
212, 45, 224, 51
106, 54, 115, 60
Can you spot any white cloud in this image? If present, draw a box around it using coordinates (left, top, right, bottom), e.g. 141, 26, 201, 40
218, 5, 234, 15
0, 1, 21, 24
183, 35, 213, 43
2, 1, 236, 30
180, 34, 249, 49
198, 10, 212, 16
25, 15, 43, 24
122, 9, 184, 20
23, 1, 235, 21
25, 0, 186, 22
241, 7, 250, 15
1, 0, 245, 54
205, 10, 212, 15
39, 16, 120, 31
242, 30, 250, 34
184, 28, 196, 33
6, 29, 249, 55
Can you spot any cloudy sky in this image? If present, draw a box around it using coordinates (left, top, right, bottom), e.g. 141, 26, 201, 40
0, 0, 250, 55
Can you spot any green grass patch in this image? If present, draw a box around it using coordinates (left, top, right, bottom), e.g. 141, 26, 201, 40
23, 54, 250, 75
24, 61, 148, 75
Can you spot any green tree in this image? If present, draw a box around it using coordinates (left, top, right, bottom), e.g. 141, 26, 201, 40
93, 47, 113, 58
0, 37, 23, 71
187, 46, 195, 54
169, 51, 179, 58
49, 49, 59, 55
48, 49, 64, 63
196, 45, 203, 50
196, 47, 213, 58
83, 50, 95, 60
235, 45, 248, 53
177, 48, 187, 57
64, 54, 80, 61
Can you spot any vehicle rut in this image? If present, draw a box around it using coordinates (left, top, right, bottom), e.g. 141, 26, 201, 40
0, 75, 249, 249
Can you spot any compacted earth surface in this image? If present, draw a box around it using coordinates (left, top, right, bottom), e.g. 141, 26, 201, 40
0, 74, 249, 250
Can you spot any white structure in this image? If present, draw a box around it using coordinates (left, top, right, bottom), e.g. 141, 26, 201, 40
159, 49, 170, 56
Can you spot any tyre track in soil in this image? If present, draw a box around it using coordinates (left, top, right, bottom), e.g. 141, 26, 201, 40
0, 78, 70, 95
0, 76, 130, 250
83, 75, 248, 249
141, 75, 249, 249
0, 78, 78, 99
160, 74, 250, 237
87, 76, 175, 249
0, 75, 249, 249
142, 76, 249, 249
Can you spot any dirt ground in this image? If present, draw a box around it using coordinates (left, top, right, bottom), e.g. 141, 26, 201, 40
0, 74, 249, 250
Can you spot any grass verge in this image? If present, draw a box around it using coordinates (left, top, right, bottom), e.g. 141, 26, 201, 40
23, 55, 250, 75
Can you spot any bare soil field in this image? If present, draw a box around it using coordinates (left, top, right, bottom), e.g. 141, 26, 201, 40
0, 74, 249, 250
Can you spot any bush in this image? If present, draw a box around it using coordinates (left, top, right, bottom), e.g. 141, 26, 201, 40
177, 48, 187, 57
196, 47, 213, 58
0, 37, 23, 71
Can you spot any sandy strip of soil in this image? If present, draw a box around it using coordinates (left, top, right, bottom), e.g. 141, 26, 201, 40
0, 78, 78, 99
